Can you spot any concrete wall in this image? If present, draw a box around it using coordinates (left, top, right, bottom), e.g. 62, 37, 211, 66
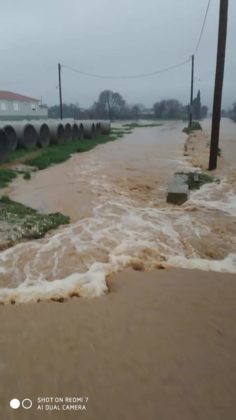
0, 100, 48, 121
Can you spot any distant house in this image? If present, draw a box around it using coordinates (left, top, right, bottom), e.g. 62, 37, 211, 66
0, 91, 48, 121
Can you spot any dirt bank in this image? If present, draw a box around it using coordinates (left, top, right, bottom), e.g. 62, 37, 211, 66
184, 128, 210, 169
1, 268, 236, 420
184, 118, 236, 174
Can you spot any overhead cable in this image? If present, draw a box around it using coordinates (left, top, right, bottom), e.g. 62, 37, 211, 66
193, 0, 211, 55
62, 58, 190, 80
61, 1, 211, 81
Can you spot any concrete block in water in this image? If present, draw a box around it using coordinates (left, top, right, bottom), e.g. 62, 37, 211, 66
167, 173, 189, 205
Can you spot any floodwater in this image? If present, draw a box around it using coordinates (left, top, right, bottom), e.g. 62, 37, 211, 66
0, 119, 236, 303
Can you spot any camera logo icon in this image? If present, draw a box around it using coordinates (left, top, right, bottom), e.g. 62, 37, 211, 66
10, 398, 33, 410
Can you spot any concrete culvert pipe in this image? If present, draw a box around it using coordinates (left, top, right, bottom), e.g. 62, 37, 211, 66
49, 122, 65, 144
72, 123, 79, 141
100, 120, 111, 134
96, 122, 101, 136
3, 125, 18, 151
0, 129, 9, 162
92, 123, 96, 138
78, 123, 84, 139
13, 123, 37, 149
33, 123, 51, 148
64, 123, 72, 142
83, 122, 96, 139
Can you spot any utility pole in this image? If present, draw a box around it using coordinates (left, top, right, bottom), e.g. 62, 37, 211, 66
189, 54, 194, 127
58, 63, 63, 120
209, 0, 228, 170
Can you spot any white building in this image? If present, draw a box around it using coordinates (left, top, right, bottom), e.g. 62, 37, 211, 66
0, 91, 48, 121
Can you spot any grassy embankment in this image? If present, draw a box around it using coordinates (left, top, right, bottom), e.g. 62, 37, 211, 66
181, 122, 220, 189
0, 127, 130, 186
0, 168, 33, 189
0, 169, 18, 189
123, 122, 162, 129
0, 195, 69, 249
182, 121, 202, 134
0, 127, 131, 247
183, 121, 222, 158
176, 171, 216, 191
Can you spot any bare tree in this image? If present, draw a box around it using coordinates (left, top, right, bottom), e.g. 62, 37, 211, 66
153, 99, 183, 119
97, 90, 126, 120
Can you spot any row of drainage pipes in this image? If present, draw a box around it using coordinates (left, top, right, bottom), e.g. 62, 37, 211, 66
0, 120, 111, 162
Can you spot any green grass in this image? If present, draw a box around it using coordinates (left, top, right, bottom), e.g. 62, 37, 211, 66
111, 128, 132, 136
0, 168, 34, 188
0, 130, 127, 187
123, 123, 162, 128
6, 147, 39, 163
24, 134, 119, 170
0, 169, 18, 188
0, 195, 70, 244
183, 121, 202, 134
0, 132, 123, 246
110, 129, 127, 139
25, 144, 76, 169
176, 171, 216, 190
188, 172, 215, 190
23, 172, 31, 180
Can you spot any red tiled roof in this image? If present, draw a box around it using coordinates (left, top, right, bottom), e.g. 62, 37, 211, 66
0, 91, 39, 102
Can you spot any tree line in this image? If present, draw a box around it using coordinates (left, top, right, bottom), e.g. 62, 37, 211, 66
222, 103, 236, 122
153, 91, 208, 120
47, 89, 208, 120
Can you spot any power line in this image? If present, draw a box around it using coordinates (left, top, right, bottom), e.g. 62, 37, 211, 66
61, 2, 211, 81
61, 58, 190, 80
193, 0, 211, 55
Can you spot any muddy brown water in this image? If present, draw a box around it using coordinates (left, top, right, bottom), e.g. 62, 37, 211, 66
0, 119, 235, 303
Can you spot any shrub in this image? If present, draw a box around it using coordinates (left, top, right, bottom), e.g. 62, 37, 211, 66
183, 121, 202, 134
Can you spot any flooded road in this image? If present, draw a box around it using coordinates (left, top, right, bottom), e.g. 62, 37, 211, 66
0, 120, 236, 303
201, 117, 236, 172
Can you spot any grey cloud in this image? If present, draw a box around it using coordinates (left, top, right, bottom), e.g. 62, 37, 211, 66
0, 0, 235, 109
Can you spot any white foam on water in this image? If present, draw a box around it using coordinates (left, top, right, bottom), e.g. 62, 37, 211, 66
0, 264, 108, 304
0, 192, 235, 304
166, 253, 236, 273
187, 179, 236, 217
0, 149, 235, 304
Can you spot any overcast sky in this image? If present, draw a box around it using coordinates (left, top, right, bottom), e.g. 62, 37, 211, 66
1, 0, 235, 109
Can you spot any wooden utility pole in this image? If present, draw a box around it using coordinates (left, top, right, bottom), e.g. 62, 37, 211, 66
189, 55, 194, 127
58, 63, 63, 120
209, 0, 228, 170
